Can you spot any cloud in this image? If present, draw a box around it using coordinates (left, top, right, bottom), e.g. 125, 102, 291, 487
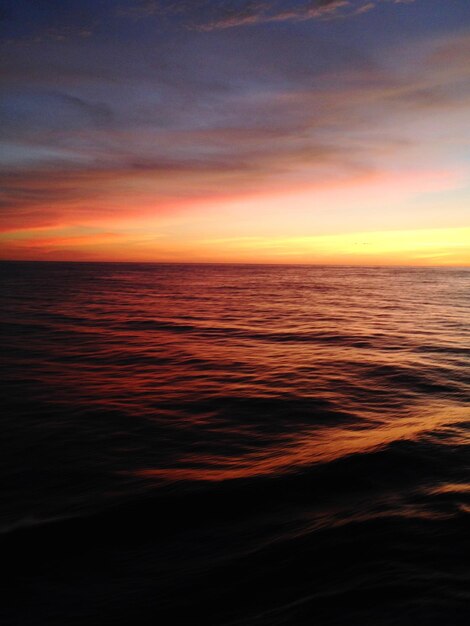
195, 1, 351, 31
1, 0, 467, 241
118, 0, 415, 30
0, 90, 113, 139
0, 123, 365, 232
0, 0, 417, 49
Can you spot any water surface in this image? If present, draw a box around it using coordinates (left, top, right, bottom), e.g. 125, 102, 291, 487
1, 262, 469, 625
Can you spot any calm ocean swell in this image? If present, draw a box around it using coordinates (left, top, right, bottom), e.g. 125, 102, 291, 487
1, 262, 469, 625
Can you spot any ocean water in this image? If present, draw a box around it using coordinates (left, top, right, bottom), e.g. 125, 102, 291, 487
1, 261, 469, 625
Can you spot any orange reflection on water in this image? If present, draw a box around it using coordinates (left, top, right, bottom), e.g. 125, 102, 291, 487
134, 405, 467, 483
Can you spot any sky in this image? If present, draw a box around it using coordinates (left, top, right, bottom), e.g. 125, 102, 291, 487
1, 0, 469, 265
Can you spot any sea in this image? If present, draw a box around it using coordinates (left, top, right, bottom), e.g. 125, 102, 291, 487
1, 261, 469, 625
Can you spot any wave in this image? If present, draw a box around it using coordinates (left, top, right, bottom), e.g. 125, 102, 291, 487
3, 434, 468, 538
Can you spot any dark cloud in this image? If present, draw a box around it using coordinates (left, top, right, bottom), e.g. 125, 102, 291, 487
0, 90, 113, 138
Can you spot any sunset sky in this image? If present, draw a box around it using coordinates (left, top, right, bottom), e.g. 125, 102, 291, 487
1, 0, 469, 265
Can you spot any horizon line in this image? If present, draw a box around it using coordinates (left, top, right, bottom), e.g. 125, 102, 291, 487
1, 259, 468, 270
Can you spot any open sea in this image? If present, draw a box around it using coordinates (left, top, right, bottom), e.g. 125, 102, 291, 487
1, 261, 469, 625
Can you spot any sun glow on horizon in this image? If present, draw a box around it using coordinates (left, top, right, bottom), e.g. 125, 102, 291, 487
2, 223, 469, 266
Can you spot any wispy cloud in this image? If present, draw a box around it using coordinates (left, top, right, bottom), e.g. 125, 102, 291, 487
118, 0, 415, 30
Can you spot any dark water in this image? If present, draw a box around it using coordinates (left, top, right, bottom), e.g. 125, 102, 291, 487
1, 261, 469, 625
